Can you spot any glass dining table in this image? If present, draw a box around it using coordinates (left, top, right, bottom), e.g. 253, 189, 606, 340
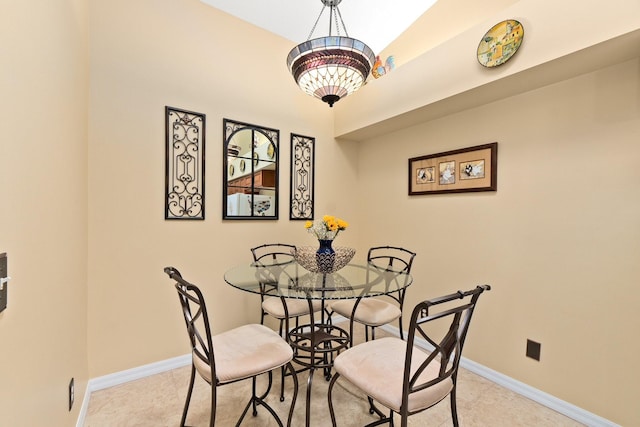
224, 259, 413, 426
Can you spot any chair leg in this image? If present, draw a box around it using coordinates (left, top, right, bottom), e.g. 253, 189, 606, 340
348, 317, 355, 347
327, 372, 340, 426
180, 364, 196, 427
277, 318, 287, 402
285, 362, 299, 427
306, 367, 315, 427
450, 389, 459, 427
279, 365, 286, 401
367, 396, 386, 418
252, 376, 259, 416
236, 389, 253, 426
209, 376, 217, 427
278, 318, 285, 337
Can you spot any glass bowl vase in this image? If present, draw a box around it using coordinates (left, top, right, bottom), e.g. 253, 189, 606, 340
294, 246, 356, 274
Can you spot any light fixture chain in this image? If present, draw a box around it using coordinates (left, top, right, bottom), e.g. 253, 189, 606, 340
307, 4, 328, 40
334, 6, 349, 37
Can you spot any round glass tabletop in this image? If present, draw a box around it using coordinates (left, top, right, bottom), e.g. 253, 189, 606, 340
224, 261, 412, 300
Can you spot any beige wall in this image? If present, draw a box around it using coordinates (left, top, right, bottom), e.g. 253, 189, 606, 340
354, 58, 640, 425
0, 0, 89, 426
380, 0, 519, 66
87, 0, 358, 377
336, 0, 640, 141
2, 0, 638, 425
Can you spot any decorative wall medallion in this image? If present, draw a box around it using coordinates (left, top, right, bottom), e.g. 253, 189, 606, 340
290, 133, 315, 220
165, 106, 205, 220
239, 159, 246, 172
477, 20, 524, 68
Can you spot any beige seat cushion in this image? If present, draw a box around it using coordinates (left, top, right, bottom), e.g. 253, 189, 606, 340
331, 298, 401, 326
334, 337, 453, 413
193, 324, 293, 384
262, 297, 322, 319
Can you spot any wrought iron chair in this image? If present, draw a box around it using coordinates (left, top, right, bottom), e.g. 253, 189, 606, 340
330, 246, 416, 344
328, 285, 490, 427
251, 243, 322, 336
164, 266, 298, 427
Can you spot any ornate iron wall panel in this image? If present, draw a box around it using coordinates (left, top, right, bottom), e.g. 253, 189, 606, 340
165, 106, 205, 220
290, 133, 315, 220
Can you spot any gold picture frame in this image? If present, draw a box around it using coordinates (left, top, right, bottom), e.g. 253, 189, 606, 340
409, 142, 497, 195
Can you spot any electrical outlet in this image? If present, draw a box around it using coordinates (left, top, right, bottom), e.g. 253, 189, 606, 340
526, 339, 541, 361
0, 253, 7, 313
68, 378, 74, 411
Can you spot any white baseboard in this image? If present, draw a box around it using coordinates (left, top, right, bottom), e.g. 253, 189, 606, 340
87, 354, 191, 392
76, 354, 190, 427
76, 323, 618, 427
460, 358, 618, 427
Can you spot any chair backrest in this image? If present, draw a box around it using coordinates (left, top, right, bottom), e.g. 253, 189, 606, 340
367, 246, 416, 274
402, 285, 490, 410
250, 244, 298, 307
251, 243, 297, 265
366, 246, 416, 307
164, 266, 216, 382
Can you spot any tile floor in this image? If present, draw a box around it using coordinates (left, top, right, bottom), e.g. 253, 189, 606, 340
85, 324, 585, 427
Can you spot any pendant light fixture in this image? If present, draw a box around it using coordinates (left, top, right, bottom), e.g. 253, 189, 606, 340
286, 0, 376, 107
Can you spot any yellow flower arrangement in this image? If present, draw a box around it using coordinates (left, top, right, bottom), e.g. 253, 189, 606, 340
305, 215, 348, 240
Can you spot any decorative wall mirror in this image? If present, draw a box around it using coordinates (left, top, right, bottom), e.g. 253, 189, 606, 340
223, 119, 279, 219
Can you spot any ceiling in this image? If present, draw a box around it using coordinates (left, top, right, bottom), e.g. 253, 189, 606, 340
199, 0, 438, 54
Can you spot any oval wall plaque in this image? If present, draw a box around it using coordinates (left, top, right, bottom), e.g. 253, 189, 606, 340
477, 19, 524, 68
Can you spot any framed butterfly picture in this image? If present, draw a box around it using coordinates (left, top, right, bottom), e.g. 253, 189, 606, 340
409, 143, 498, 195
